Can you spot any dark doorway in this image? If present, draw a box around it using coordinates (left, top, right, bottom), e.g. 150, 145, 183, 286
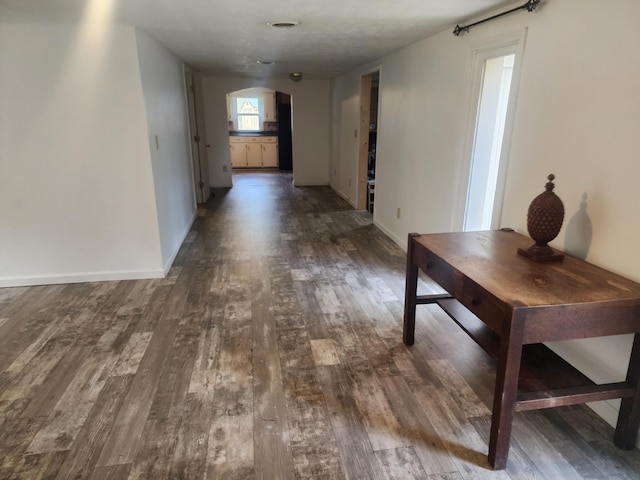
276, 92, 293, 171
358, 71, 379, 212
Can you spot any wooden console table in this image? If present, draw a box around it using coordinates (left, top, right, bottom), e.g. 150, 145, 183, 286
403, 230, 640, 470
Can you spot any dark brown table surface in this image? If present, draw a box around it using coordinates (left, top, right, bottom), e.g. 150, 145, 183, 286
403, 230, 640, 469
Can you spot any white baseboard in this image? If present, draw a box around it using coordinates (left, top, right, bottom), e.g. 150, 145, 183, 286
373, 218, 406, 251
585, 400, 640, 449
587, 400, 620, 430
329, 185, 356, 209
0, 269, 165, 288
162, 211, 197, 275
0, 213, 197, 288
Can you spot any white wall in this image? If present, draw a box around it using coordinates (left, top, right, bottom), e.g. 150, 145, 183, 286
135, 30, 196, 272
0, 23, 164, 286
332, 33, 471, 244
331, 0, 640, 431
201, 76, 331, 187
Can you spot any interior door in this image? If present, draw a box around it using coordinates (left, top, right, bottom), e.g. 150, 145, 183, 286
184, 67, 208, 203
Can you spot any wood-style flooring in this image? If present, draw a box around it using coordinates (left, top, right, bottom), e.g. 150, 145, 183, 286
1, 170, 640, 479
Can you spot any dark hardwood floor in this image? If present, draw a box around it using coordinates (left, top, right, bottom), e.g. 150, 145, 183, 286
1, 170, 640, 479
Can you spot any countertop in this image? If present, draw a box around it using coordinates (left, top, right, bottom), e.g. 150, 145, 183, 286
228, 131, 278, 137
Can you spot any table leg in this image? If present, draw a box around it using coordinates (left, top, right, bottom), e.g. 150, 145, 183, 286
488, 313, 525, 470
614, 332, 640, 449
403, 233, 419, 346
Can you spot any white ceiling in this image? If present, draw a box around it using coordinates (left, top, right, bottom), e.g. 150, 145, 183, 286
0, 0, 514, 78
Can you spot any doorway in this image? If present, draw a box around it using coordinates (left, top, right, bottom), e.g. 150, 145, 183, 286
464, 54, 515, 231
276, 92, 293, 171
460, 32, 526, 231
357, 70, 380, 213
226, 88, 293, 177
184, 67, 209, 204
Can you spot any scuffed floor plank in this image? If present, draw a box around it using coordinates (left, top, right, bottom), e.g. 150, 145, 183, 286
251, 259, 296, 480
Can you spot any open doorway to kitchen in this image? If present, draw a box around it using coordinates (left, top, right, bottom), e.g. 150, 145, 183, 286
226, 88, 293, 183
357, 70, 380, 214
460, 32, 526, 231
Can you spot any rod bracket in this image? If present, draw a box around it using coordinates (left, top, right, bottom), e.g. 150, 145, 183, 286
453, 0, 541, 37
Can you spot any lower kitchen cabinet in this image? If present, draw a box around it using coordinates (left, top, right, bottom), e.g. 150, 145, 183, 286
230, 139, 247, 168
246, 143, 262, 167
229, 136, 278, 168
261, 137, 278, 167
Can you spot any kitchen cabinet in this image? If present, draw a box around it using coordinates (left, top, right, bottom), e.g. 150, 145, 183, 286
230, 137, 248, 168
229, 136, 278, 168
264, 92, 276, 121
261, 137, 278, 167
246, 143, 262, 167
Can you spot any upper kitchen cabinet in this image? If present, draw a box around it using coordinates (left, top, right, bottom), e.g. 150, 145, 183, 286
264, 92, 276, 122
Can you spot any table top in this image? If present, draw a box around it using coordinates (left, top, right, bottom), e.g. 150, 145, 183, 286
413, 230, 640, 309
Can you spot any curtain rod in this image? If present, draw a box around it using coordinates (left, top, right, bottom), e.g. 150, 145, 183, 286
453, 0, 541, 36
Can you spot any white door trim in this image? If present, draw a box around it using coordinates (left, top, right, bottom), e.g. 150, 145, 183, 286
451, 28, 528, 231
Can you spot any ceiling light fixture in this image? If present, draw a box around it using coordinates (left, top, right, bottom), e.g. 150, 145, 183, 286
289, 72, 303, 82
267, 21, 300, 28
256, 60, 275, 65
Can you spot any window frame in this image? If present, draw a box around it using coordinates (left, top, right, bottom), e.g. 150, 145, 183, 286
236, 97, 261, 132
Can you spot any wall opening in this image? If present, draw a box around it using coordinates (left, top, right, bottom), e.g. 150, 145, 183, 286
184, 67, 209, 204
456, 31, 527, 232
226, 87, 293, 178
463, 54, 515, 231
358, 70, 380, 212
